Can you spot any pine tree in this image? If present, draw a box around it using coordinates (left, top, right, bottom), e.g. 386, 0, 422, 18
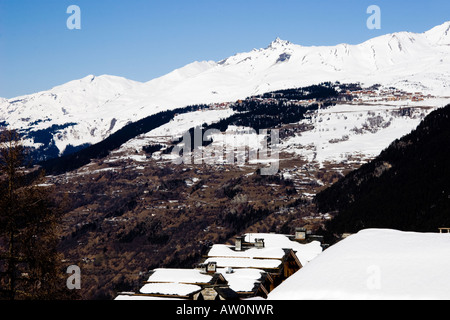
0, 129, 71, 299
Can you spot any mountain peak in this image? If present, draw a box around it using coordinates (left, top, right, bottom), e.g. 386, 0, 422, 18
424, 21, 450, 45
83, 74, 96, 81
268, 37, 292, 49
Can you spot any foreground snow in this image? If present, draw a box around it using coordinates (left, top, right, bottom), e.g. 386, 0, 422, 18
268, 229, 450, 300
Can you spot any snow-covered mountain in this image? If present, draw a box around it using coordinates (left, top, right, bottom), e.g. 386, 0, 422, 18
1, 21, 449, 157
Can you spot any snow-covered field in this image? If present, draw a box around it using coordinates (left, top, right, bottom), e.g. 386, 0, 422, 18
268, 229, 450, 300
114, 108, 235, 153
281, 102, 438, 166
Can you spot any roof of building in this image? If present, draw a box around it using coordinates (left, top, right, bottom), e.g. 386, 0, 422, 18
114, 294, 185, 300
216, 267, 266, 293
114, 232, 324, 300
207, 233, 322, 266
146, 267, 267, 294
204, 257, 282, 270
268, 229, 450, 300
214, 286, 240, 300
146, 268, 213, 284
139, 282, 202, 297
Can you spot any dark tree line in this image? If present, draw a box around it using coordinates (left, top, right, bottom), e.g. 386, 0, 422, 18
21, 123, 78, 162
259, 82, 339, 101
38, 105, 203, 175
0, 129, 76, 299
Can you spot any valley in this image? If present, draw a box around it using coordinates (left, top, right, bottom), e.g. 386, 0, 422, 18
2, 22, 450, 162
1, 20, 449, 300
38, 84, 444, 299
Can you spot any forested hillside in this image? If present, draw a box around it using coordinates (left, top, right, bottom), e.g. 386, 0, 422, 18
316, 104, 450, 239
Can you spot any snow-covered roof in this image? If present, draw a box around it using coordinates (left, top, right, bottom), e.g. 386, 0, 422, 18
114, 233, 324, 300
207, 233, 322, 266
139, 282, 201, 297
143, 267, 265, 295
216, 268, 266, 293
114, 294, 185, 300
205, 257, 282, 270
147, 268, 213, 284
208, 244, 287, 260
137, 268, 216, 297
268, 229, 450, 300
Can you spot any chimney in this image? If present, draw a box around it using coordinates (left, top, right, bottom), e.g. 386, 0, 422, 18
195, 263, 207, 274
295, 228, 306, 241
207, 262, 217, 273
255, 238, 265, 249
235, 236, 245, 251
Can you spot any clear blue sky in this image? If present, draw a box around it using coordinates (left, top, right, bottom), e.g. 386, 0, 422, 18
0, 0, 449, 98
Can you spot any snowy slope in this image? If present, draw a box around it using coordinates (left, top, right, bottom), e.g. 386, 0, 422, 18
268, 229, 450, 300
1, 22, 450, 155
281, 102, 436, 166
1, 74, 146, 153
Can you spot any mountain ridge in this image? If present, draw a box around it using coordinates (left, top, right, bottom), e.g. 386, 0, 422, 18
3, 20, 450, 99
1, 21, 450, 158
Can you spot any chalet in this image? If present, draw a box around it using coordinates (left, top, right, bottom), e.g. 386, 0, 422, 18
115, 267, 237, 300
114, 232, 323, 300
203, 233, 322, 295
194, 286, 240, 301
193, 258, 273, 298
